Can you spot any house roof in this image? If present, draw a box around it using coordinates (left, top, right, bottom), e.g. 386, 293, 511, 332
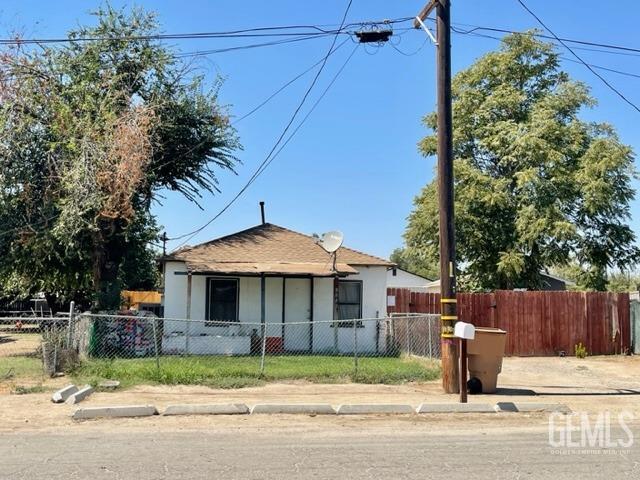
165, 223, 393, 277
390, 267, 433, 281
426, 272, 574, 291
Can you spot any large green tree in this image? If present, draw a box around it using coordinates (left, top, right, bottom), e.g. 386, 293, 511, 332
389, 248, 438, 280
402, 33, 638, 291
0, 6, 240, 309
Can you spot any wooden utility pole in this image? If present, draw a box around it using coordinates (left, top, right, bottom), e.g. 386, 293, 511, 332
415, 0, 459, 394
161, 232, 168, 256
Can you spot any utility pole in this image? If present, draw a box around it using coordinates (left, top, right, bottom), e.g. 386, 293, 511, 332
161, 232, 168, 256
415, 0, 459, 394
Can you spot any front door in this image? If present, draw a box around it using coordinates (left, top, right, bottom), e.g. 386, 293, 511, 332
283, 278, 311, 352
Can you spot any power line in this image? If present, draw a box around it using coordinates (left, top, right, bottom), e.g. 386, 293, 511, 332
0, 22, 359, 243
249, 43, 361, 192
232, 38, 350, 124
451, 24, 640, 57
450, 24, 640, 58
0, 17, 413, 45
444, 20, 640, 55
450, 27, 640, 80
168, 0, 355, 247
148, 37, 351, 177
171, 42, 361, 251
0, 29, 340, 46
515, 0, 640, 113
389, 36, 429, 57
558, 58, 640, 80
175, 33, 335, 58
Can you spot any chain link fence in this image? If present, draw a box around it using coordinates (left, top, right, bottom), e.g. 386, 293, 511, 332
0, 313, 71, 384
1, 310, 441, 387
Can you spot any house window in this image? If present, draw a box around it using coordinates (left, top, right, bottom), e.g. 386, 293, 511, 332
206, 278, 238, 326
336, 280, 363, 327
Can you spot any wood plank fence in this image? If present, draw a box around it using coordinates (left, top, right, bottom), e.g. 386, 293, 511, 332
387, 288, 631, 356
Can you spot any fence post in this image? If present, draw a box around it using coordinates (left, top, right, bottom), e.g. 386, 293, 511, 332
259, 327, 268, 376
405, 316, 410, 355
185, 320, 190, 356
353, 320, 358, 377
151, 317, 160, 371
428, 315, 433, 359
66, 301, 75, 349
185, 273, 192, 356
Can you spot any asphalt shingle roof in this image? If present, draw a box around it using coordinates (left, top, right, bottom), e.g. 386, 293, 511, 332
165, 223, 393, 276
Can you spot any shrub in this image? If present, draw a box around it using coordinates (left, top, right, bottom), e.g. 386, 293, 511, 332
574, 342, 587, 359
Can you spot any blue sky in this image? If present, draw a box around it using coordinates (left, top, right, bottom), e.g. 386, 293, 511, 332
4, 1, 639, 259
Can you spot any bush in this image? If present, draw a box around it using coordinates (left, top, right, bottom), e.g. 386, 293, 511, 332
574, 342, 587, 359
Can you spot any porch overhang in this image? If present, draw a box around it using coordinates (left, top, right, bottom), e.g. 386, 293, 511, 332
184, 261, 357, 277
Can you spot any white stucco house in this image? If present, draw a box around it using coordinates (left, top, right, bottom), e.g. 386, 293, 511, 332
161, 222, 394, 355
386, 268, 432, 292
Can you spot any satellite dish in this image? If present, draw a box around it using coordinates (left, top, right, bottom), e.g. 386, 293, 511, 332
319, 231, 344, 253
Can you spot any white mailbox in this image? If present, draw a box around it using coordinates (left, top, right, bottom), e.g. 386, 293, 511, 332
454, 321, 475, 340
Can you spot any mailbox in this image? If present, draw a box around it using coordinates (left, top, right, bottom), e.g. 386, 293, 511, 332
454, 321, 475, 340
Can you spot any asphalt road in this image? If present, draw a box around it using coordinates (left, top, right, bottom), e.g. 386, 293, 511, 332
1, 423, 639, 479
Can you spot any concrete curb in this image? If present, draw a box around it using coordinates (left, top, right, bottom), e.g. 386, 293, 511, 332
65, 385, 94, 405
336, 404, 415, 415
98, 380, 120, 390
417, 403, 495, 414
73, 405, 159, 420
52, 385, 78, 404
164, 404, 250, 416
251, 404, 336, 415
495, 402, 572, 414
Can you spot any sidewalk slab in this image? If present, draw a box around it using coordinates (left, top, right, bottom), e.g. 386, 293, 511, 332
495, 402, 572, 414
73, 405, 158, 420
337, 404, 415, 415
417, 403, 495, 414
51, 385, 78, 404
251, 404, 336, 415
164, 404, 249, 416
65, 385, 94, 405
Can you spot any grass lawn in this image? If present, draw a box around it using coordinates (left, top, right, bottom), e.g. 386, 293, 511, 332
0, 356, 46, 393
73, 355, 441, 389
0, 356, 43, 380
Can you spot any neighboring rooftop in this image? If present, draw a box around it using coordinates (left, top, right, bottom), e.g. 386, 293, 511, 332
165, 223, 393, 277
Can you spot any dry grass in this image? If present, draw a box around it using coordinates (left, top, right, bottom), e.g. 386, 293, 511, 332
73, 355, 442, 389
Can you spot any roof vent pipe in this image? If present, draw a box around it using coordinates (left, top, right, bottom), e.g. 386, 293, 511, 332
259, 201, 266, 225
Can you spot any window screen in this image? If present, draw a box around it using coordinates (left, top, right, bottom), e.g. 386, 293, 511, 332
206, 278, 238, 325
336, 281, 362, 327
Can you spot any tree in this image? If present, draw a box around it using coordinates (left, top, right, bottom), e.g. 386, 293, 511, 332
404, 33, 638, 291
606, 271, 640, 292
551, 264, 640, 292
0, 6, 240, 309
389, 248, 438, 280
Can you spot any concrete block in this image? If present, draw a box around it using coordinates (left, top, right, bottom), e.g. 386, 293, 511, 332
251, 404, 336, 415
51, 385, 78, 404
495, 402, 571, 414
417, 403, 495, 414
73, 405, 158, 420
164, 404, 249, 416
98, 380, 120, 389
336, 404, 415, 415
65, 385, 94, 405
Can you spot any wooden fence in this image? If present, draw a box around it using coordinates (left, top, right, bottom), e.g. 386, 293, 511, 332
387, 288, 631, 356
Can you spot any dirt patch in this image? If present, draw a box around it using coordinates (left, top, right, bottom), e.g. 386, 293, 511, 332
499, 355, 640, 391
1, 355, 638, 432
